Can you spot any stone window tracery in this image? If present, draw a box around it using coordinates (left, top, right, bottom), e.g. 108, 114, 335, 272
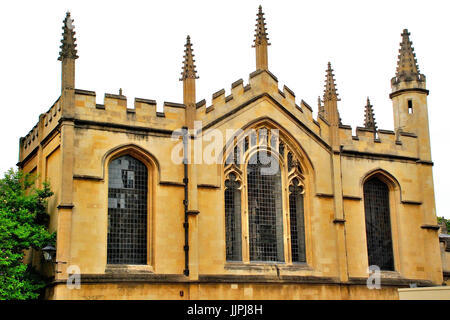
224, 126, 307, 264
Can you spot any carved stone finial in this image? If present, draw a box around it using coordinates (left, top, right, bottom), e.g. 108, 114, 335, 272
323, 62, 340, 102
180, 35, 199, 81
253, 5, 270, 48
393, 29, 425, 83
58, 11, 78, 61
364, 97, 378, 132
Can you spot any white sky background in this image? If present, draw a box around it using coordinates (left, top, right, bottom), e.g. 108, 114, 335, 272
0, 0, 449, 218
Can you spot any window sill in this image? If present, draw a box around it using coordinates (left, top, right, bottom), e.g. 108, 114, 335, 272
105, 264, 154, 274
379, 270, 402, 279
224, 262, 281, 271
224, 262, 312, 272
279, 263, 312, 272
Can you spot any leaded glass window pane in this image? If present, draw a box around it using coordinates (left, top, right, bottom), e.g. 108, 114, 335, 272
270, 131, 279, 150
259, 128, 268, 145
287, 152, 294, 172
363, 177, 394, 271
278, 141, 285, 157
250, 131, 257, 147
107, 155, 148, 265
247, 152, 284, 262
225, 173, 242, 261
234, 145, 241, 165
244, 136, 249, 154
289, 180, 306, 263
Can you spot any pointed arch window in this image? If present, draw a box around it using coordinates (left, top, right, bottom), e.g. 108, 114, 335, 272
363, 177, 394, 271
107, 155, 148, 265
223, 126, 308, 264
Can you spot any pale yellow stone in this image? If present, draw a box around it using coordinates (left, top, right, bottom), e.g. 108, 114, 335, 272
17, 13, 443, 300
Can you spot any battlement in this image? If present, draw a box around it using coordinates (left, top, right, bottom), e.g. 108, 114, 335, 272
19, 89, 188, 164
73, 89, 186, 131
338, 122, 419, 160
20, 97, 62, 163
194, 69, 320, 137
19, 63, 427, 168
19, 65, 424, 167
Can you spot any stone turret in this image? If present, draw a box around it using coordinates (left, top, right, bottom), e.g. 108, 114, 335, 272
390, 29, 431, 161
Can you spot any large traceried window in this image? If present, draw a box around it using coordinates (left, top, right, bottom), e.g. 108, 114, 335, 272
363, 177, 394, 271
107, 155, 148, 265
224, 126, 307, 264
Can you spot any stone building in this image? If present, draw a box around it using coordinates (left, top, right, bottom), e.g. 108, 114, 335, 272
438, 220, 450, 285
18, 7, 443, 299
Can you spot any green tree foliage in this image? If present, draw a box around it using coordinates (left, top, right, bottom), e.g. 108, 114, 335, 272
438, 216, 450, 234
0, 169, 55, 300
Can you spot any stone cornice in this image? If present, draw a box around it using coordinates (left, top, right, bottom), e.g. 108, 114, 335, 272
389, 88, 429, 99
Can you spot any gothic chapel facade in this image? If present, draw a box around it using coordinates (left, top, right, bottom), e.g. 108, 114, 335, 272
18, 7, 443, 299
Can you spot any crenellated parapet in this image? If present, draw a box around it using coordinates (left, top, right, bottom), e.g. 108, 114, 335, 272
19, 88, 188, 165
20, 65, 422, 165
194, 68, 321, 138
188, 62, 421, 161
337, 123, 418, 160
20, 98, 62, 164
18, 10, 430, 169
73, 89, 186, 131
21, 124, 39, 160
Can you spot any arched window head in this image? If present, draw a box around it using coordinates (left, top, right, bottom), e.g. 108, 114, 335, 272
107, 155, 148, 265
225, 173, 242, 261
363, 177, 394, 271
